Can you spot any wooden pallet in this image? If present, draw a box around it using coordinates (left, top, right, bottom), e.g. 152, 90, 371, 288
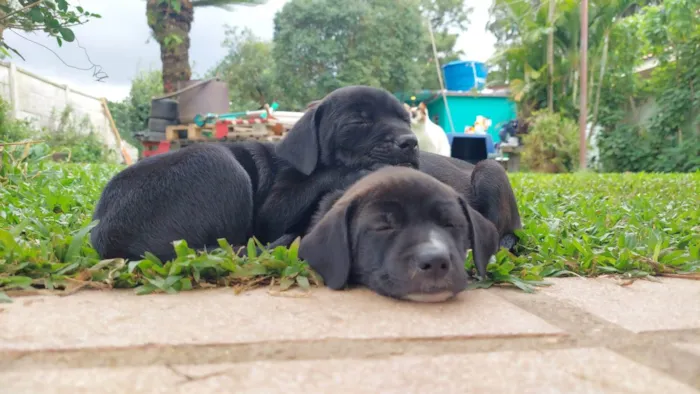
164, 122, 286, 143
165, 124, 215, 141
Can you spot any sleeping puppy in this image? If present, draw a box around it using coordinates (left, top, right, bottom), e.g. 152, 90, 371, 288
302, 99, 522, 252
90, 85, 419, 262
299, 166, 500, 302
418, 152, 523, 251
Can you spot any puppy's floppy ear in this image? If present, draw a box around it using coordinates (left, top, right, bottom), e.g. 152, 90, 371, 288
458, 196, 499, 278
275, 103, 323, 175
299, 199, 356, 290
403, 103, 412, 114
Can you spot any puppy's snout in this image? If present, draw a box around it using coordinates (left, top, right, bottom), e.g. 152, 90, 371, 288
397, 134, 418, 151
415, 244, 451, 279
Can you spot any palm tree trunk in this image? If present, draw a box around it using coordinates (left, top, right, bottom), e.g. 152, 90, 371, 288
147, 0, 194, 93
547, 0, 556, 112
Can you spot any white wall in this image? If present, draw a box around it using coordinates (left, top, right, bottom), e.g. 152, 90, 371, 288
0, 61, 137, 163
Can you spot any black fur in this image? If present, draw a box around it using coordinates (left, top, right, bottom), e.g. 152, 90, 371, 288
418, 152, 523, 251
91, 85, 419, 261
299, 166, 500, 301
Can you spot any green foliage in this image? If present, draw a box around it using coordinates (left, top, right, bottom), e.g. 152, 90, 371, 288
488, 0, 699, 173
205, 0, 472, 109
108, 69, 163, 149
0, 97, 34, 143
418, 0, 472, 89
596, 0, 700, 172
1, 159, 698, 302
0, 1, 101, 59
0, 98, 114, 164
207, 26, 281, 111
40, 106, 118, 164
521, 109, 581, 173
272, 0, 427, 107
503, 171, 699, 287
0, 158, 320, 302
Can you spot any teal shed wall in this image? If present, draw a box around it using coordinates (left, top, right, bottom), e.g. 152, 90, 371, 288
426, 96, 517, 143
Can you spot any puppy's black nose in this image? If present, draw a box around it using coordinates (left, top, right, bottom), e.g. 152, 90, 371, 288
397, 134, 418, 150
415, 245, 451, 278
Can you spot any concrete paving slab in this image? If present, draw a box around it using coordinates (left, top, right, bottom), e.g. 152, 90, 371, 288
0, 287, 564, 351
2, 347, 697, 394
538, 277, 700, 333
674, 342, 700, 358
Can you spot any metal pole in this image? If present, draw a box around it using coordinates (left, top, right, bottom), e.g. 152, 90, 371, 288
427, 19, 456, 133
579, 0, 588, 169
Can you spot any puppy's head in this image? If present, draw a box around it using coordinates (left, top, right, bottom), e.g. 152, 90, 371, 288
276, 86, 419, 175
299, 166, 500, 302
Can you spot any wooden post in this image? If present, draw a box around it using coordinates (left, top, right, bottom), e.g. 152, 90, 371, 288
579, 0, 588, 169
101, 98, 133, 165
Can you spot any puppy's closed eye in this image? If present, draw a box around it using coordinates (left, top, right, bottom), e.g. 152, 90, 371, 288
369, 202, 405, 232
370, 213, 398, 232
432, 204, 466, 229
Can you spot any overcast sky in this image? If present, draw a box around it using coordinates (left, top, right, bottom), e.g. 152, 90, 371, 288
4, 0, 496, 102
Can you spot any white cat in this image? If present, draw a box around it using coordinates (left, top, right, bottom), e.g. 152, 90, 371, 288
404, 102, 452, 157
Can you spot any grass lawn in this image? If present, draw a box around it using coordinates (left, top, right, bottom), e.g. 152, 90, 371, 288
1, 147, 699, 302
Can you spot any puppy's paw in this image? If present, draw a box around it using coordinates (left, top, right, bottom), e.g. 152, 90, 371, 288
499, 234, 519, 253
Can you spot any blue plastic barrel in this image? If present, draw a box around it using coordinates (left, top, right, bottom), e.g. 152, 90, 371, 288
442, 60, 489, 91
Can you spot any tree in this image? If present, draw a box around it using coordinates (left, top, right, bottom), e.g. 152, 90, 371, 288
207, 26, 281, 111
108, 69, 163, 148
418, 0, 472, 89
486, 0, 657, 117
486, 0, 698, 172
0, 0, 100, 60
272, 0, 427, 107
146, 0, 266, 94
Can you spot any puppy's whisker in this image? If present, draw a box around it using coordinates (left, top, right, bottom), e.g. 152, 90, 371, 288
409, 266, 418, 280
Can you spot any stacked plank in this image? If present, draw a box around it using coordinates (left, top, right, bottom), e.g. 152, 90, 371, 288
164, 110, 305, 143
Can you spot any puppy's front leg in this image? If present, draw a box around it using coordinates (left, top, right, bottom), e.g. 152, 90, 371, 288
241, 184, 354, 258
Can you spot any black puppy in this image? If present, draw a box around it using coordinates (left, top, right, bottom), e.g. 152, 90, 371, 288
418, 152, 523, 251
90, 86, 419, 261
302, 99, 523, 251
299, 166, 500, 302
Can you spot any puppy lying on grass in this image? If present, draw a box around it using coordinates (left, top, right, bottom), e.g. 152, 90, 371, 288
298, 166, 500, 302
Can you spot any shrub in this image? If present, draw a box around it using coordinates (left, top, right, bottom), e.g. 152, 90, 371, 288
0, 97, 35, 143
521, 110, 581, 173
40, 106, 118, 164
598, 125, 700, 173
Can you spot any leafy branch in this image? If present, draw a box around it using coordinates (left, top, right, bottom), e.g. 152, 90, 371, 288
0, 0, 101, 59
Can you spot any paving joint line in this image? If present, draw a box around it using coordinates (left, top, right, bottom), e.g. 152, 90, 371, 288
1, 286, 699, 391
493, 288, 700, 389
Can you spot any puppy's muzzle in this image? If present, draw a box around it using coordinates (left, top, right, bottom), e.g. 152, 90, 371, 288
414, 244, 451, 280
402, 238, 462, 303
396, 134, 418, 151
393, 133, 419, 168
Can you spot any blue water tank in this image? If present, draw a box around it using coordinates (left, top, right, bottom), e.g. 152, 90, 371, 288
442, 60, 489, 91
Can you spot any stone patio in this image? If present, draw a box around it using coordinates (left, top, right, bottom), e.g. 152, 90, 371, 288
1, 277, 699, 393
